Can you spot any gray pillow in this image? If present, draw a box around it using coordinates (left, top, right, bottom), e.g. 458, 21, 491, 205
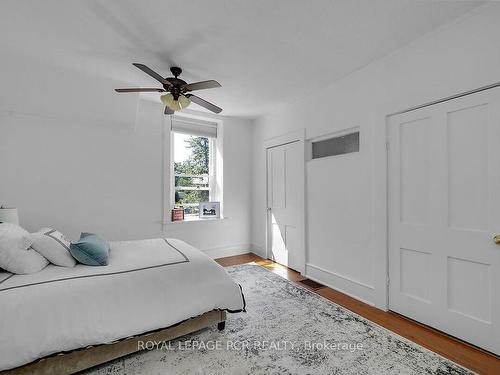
69, 232, 109, 266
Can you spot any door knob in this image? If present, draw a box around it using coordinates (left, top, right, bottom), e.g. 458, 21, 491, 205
494, 234, 500, 245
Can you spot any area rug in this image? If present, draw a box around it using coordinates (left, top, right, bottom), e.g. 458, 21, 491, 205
84, 264, 472, 374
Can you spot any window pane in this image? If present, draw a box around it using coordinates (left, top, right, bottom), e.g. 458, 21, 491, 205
174, 175, 209, 190
173, 133, 210, 175
175, 190, 209, 216
173, 132, 211, 217
312, 131, 359, 159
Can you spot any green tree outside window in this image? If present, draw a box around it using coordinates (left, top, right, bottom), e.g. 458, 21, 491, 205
174, 135, 210, 215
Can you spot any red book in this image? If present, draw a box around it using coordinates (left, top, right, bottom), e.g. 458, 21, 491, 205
171, 207, 184, 222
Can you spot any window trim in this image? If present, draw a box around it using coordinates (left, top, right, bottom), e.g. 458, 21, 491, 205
166, 114, 222, 225
171, 133, 215, 217
171, 136, 216, 211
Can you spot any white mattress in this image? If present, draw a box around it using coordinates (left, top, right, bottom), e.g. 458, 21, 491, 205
0, 238, 245, 371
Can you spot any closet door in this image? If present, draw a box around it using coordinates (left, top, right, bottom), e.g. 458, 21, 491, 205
267, 141, 304, 273
388, 87, 500, 354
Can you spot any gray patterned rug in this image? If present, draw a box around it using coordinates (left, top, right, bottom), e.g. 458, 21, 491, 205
84, 264, 472, 375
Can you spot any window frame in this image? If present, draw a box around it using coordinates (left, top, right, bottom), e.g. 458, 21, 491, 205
170, 130, 217, 218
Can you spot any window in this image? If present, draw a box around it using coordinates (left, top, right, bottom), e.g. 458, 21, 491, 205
311, 131, 359, 159
171, 117, 219, 219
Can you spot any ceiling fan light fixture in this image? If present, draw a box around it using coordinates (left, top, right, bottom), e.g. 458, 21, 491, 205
160, 93, 191, 111
116, 63, 221, 114
178, 94, 191, 109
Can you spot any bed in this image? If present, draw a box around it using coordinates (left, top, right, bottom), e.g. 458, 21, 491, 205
0, 238, 245, 373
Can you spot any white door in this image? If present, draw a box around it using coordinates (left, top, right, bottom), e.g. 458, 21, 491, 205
267, 141, 305, 273
388, 87, 500, 354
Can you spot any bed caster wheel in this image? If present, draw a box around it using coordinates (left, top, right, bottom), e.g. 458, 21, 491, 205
217, 321, 226, 331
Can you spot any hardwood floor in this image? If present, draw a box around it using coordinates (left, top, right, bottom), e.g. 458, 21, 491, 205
216, 253, 500, 375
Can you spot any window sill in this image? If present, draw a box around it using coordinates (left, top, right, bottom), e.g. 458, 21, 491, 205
161, 217, 228, 226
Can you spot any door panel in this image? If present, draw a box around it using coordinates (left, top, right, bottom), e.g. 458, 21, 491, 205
271, 149, 286, 209
399, 248, 432, 303
447, 104, 489, 230
271, 222, 287, 266
389, 87, 500, 354
267, 141, 304, 273
399, 117, 431, 225
447, 256, 491, 323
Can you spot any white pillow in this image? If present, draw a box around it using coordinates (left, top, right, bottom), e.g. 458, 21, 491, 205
30, 228, 76, 267
0, 223, 49, 274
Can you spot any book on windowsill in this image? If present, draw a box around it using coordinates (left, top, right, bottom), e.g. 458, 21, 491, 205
171, 207, 184, 222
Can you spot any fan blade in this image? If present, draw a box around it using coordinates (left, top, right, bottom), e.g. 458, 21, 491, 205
132, 63, 171, 86
183, 80, 221, 92
115, 88, 165, 92
186, 94, 222, 114
164, 106, 174, 115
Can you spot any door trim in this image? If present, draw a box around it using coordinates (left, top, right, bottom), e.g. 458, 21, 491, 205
389, 81, 500, 116
265, 129, 306, 274
264, 129, 306, 149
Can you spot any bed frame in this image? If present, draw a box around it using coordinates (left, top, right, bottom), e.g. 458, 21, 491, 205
2, 310, 226, 375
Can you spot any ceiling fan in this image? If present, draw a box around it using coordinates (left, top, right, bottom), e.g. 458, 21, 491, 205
115, 63, 222, 114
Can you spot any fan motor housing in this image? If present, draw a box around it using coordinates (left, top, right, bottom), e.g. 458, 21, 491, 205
165, 67, 186, 99
170, 66, 182, 77
165, 78, 187, 99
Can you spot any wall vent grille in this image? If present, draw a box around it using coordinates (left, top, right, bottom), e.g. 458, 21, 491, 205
312, 131, 359, 159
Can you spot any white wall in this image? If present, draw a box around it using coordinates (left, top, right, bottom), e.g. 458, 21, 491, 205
0, 73, 254, 257
251, 4, 500, 308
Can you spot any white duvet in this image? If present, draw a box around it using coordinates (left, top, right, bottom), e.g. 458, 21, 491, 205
0, 238, 245, 371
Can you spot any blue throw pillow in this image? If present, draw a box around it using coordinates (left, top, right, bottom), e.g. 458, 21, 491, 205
69, 232, 109, 266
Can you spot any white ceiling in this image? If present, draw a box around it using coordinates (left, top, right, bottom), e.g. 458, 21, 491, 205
0, 0, 485, 118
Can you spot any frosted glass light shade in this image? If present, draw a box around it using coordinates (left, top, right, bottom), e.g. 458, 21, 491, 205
178, 95, 191, 109
0, 208, 19, 225
160, 93, 191, 111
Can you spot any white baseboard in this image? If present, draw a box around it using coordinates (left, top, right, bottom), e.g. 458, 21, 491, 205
206, 246, 376, 306
202, 243, 266, 260
203, 244, 254, 259
305, 263, 376, 306
249, 243, 266, 258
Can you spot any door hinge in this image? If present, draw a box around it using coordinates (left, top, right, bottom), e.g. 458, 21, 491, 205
386, 141, 390, 151
386, 275, 390, 286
